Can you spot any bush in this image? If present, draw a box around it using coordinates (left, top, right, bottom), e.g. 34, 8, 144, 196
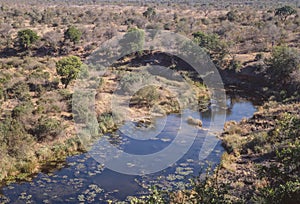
266, 46, 300, 80
0, 117, 34, 159
192, 31, 228, 65
56, 56, 83, 88
119, 72, 147, 94
33, 117, 63, 142
226, 11, 238, 22
143, 7, 156, 20
275, 6, 297, 21
97, 112, 116, 134
12, 101, 34, 119
64, 26, 82, 44
254, 114, 300, 203
17, 29, 39, 49
131, 85, 160, 108
7, 81, 31, 101
255, 53, 264, 61
119, 28, 145, 56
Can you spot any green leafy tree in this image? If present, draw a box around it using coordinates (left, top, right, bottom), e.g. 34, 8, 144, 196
275, 6, 297, 21
56, 56, 83, 88
64, 26, 82, 44
192, 31, 228, 65
17, 29, 39, 49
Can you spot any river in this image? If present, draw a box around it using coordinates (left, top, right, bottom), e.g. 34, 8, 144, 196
0, 95, 257, 203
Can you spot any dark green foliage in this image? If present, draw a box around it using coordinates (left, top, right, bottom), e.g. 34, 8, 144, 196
56, 56, 83, 88
255, 53, 264, 61
33, 117, 63, 141
275, 6, 297, 21
97, 112, 116, 134
226, 11, 238, 22
253, 114, 300, 203
0, 117, 34, 159
12, 101, 34, 119
64, 26, 82, 44
256, 142, 300, 203
7, 81, 31, 101
27, 69, 50, 93
270, 113, 300, 142
119, 72, 150, 94
72, 90, 95, 125
17, 29, 39, 49
143, 7, 156, 20
188, 166, 230, 203
266, 46, 300, 80
192, 31, 227, 65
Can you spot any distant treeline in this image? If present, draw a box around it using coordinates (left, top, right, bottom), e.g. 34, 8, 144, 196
0, 0, 299, 8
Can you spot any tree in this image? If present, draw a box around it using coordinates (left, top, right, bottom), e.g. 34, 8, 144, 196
17, 29, 39, 49
64, 26, 82, 44
192, 31, 228, 65
275, 6, 297, 21
266, 46, 300, 80
143, 7, 156, 21
226, 11, 238, 22
56, 56, 83, 88
119, 28, 145, 56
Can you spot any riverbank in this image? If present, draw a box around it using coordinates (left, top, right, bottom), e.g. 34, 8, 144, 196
0, 65, 210, 186
219, 100, 300, 203
143, 100, 299, 204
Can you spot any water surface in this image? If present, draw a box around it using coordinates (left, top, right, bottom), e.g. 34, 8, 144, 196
0, 96, 257, 203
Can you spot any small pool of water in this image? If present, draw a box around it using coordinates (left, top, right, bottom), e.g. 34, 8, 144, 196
0, 96, 257, 203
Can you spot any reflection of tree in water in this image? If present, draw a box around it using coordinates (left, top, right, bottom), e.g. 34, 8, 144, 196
226, 96, 249, 116
201, 96, 247, 121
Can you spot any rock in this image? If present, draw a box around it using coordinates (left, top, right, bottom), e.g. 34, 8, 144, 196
187, 117, 202, 127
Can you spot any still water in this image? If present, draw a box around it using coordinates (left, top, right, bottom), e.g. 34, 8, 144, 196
0, 96, 257, 203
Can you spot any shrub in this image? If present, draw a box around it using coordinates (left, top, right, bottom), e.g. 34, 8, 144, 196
119, 28, 145, 56
131, 85, 160, 108
192, 31, 228, 65
266, 46, 300, 80
12, 101, 34, 119
188, 166, 230, 203
143, 7, 156, 20
56, 56, 83, 88
17, 29, 39, 49
97, 112, 116, 133
64, 26, 82, 44
255, 53, 264, 61
226, 11, 238, 22
119, 72, 147, 94
33, 117, 63, 142
7, 81, 31, 101
275, 6, 297, 21
0, 117, 34, 159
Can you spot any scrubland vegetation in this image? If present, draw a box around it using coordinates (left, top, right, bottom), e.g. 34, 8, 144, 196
0, 0, 299, 203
